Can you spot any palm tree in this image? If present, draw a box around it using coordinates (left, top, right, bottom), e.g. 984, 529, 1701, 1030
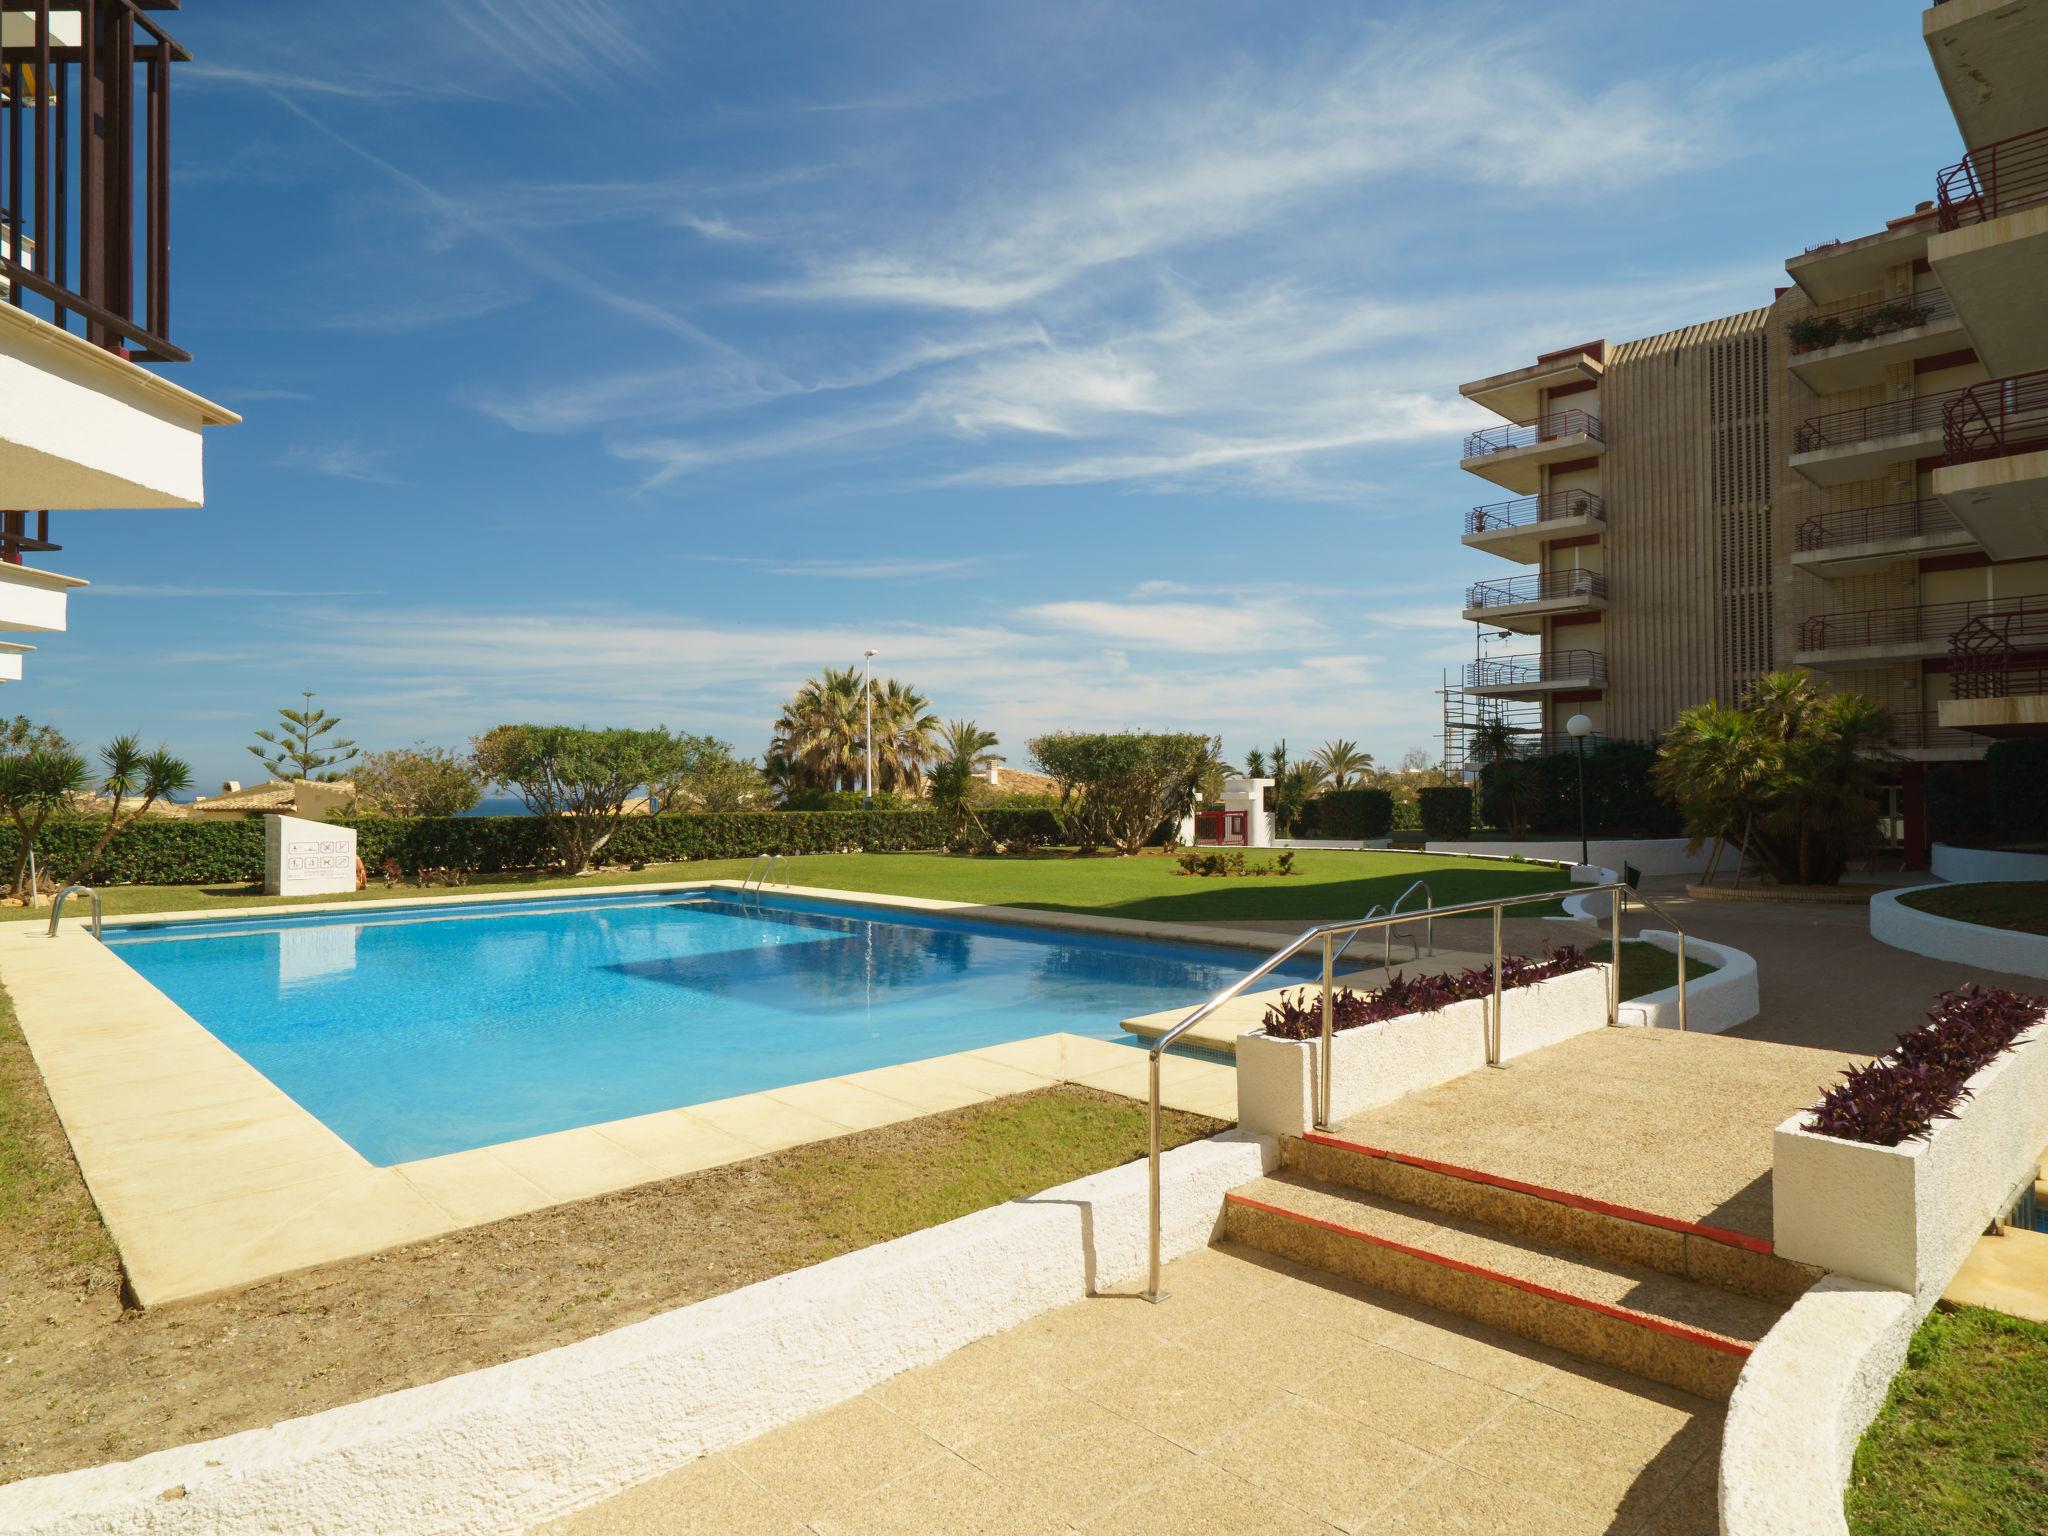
937, 719, 1001, 774
1312, 739, 1373, 789
869, 678, 940, 794
1467, 716, 1519, 768
70, 735, 193, 882
0, 741, 87, 898
771, 666, 866, 792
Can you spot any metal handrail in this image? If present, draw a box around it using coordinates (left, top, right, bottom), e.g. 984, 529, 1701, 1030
47, 883, 103, 939
1389, 880, 1435, 962
1142, 881, 1686, 1301
1464, 569, 1608, 610
739, 853, 770, 891
1462, 409, 1604, 459
1329, 903, 1386, 970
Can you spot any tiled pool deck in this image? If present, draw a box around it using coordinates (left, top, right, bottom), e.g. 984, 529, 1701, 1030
539, 1242, 1721, 1535
7, 882, 1261, 1306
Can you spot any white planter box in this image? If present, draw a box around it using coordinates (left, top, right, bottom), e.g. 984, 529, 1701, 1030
1773, 1021, 2048, 1301
1237, 965, 1611, 1138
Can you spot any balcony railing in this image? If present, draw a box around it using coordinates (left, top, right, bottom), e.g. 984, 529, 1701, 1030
0, 1, 190, 362
1943, 370, 2048, 463
1892, 710, 1983, 752
1794, 498, 1963, 552
1462, 650, 1607, 690
1799, 593, 2048, 653
1462, 409, 1604, 460
1787, 290, 1955, 355
1792, 387, 1970, 455
1463, 490, 1605, 536
1950, 606, 2048, 699
1465, 569, 1608, 610
0, 509, 57, 565
1937, 124, 2048, 231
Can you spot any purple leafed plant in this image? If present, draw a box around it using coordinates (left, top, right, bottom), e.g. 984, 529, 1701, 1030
1259, 945, 1594, 1041
1804, 985, 2045, 1147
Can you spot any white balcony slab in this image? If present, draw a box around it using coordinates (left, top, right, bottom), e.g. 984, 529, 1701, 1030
0, 302, 237, 511
1929, 205, 2048, 379
1935, 446, 2048, 561
1925, 0, 2048, 151
0, 561, 83, 634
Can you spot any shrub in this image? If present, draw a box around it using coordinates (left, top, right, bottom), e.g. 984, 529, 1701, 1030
1804, 985, 2045, 1146
1316, 788, 1394, 840
1028, 731, 1213, 855
1260, 946, 1593, 1039
1417, 786, 1473, 840
1477, 741, 1680, 838
0, 810, 1064, 887
1174, 850, 1295, 878
1986, 740, 2048, 845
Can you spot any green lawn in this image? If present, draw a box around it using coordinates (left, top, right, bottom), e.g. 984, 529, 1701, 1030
1899, 881, 2048, 938
1846, 1305, 2048, 1536
12, 849, 1572, 927
1589, 940, 1720, 999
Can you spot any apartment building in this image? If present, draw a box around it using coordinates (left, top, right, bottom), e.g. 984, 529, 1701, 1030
0, 2, 237, 684
1444, 0, 2048, 862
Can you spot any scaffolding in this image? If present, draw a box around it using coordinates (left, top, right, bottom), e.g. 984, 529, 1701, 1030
1439, 671, 1542, 781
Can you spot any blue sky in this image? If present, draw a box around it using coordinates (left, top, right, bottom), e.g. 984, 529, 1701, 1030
41, 0, 1959, 789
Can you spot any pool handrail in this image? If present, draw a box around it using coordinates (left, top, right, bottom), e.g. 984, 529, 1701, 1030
1142, 880, 1685, 1301
47, 884, 104, 940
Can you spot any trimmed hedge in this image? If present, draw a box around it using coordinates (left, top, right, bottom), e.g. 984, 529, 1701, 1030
1927, 740, 2048, 848
1417, 786, 1473, 840
1315, 788, 1395, 840
1477, 741, 1682, 838
4, 810, 1064, 888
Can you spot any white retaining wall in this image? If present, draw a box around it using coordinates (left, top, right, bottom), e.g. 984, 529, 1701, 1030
0, 1134, 1273, 1536
1930, 842, 2048, 883
1870, 884, 2048, 981
1425, 836, 1718, 876
1617, 930, 1759, 1035
1719, 1276, 1917, 1536
1772, 1024, 2048, 1301
1236, 966, 1611, 1138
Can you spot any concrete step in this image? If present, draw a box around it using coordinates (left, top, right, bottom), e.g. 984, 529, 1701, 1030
1222, 1173, 1789, 1399
1282, 1130, 1819, 1305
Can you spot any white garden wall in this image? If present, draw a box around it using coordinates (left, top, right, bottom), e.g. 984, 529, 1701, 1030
1772, 1024, 2048, 1301
1719, 1276, 1917, 1536
1870, 884, 2048, 981
1236, 965, 1611, 1137
1617, 930, 1759, 1035
1930, 842, 2048, 883
1425, 837, 1718, 876
0, 1134, 1273, 1536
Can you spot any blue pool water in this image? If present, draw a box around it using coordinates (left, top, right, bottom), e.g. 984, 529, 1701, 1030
105, 891, 1310, 1165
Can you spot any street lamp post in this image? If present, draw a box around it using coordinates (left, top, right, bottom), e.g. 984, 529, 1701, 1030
1566, 713, 1593, 870
862, 649, 878, 809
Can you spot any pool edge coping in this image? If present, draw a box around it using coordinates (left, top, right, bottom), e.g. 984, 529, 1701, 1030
5, 884, 1254, 1307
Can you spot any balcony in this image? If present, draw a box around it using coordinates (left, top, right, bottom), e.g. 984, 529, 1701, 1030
1459, 344, 1604, 424
1786, 289, 1967, 394
1934, 370, 2048, 558
1785, 217, 1937, 306
1794, 593, 2048, 669
1930, 125, 2048, 377
1789, 498, 1977, 577
1925, 0, 2048, 163
0, 559, 84, 635
1939, 593, 2048, 739
1461, 649, 1607, 700
1789, 387, 1968, 487
1891, 709, 1990, 760
1461, 491, 1606, 563
1458, 409, 1604, 495
1461, 569, 1608, 634
0, 2, 236, 513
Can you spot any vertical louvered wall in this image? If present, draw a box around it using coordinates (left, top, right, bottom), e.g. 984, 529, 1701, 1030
1603, 308, 1773, 737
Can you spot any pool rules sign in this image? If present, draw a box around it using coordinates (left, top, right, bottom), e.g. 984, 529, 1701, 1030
265, 814, 359, 897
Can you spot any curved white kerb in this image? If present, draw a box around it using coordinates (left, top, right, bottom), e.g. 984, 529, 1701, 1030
1870, 884, 2048, 981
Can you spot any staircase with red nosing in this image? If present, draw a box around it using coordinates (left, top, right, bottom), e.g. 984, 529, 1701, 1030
1220, 1131, 1819, 1401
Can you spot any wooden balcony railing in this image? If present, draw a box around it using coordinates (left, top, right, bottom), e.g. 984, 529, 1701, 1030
1794, 498, 1963, 553
1462, 650, 1607, 690
1799, 594, 2048, 653
1792, 387, 1969, 455
0, 0, 190, 362
1465, 569, 1608, 610
1464, 490, 1605, 536
1943, 370, 2048, 463
1937, 124, 2048, 231
1462, 409, 1603, 460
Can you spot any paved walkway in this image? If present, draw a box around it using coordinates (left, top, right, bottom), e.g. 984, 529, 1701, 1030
540, 1244, 1719, 1536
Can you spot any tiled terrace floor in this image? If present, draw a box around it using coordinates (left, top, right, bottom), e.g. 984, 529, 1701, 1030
540, 1243, 1719, 1536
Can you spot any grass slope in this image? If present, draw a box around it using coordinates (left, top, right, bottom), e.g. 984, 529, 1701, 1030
1846, 1304, 2048, 1536
1899, 881, 2048, 938
5, 848, 1571, 926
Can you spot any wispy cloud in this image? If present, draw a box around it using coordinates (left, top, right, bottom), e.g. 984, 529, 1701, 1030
278, 442, 403, 484
443, 0, 654, 100
90, 583, 379, 599
691, 554, 995, 582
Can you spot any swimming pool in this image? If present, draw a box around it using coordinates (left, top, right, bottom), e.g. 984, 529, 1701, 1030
105, 891, 1305, 1165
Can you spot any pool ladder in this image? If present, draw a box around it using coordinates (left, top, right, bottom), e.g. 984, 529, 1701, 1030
738, 853, 787, 907
47, 884, 104, 939
1331, 879, 1433, 975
